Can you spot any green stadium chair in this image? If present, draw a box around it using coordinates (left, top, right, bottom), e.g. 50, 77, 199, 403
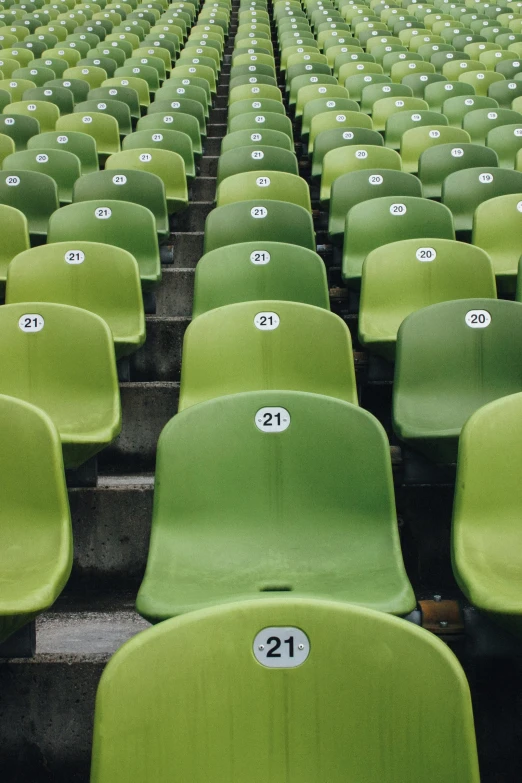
371, 96, 430, 132
441, 166, 522, 231
155, 81, 208, 117
55, 111, 120, 157
172, 64, 217, 95
442, 94, 499, 128
458, 68, 505, 96
216, 171, 310, 211
46, 46, 82, 68
46, 76, 90, 102
27, 129, 98, 174
192, 241, 329, 317
343, 196, 455, 287
400, 124, 471, 172
73, 98, 132, 136
0, 132, 15, 165
136, 110, 202, 157
393, 298, 522, 462
442, 58, 485, 81
472, 193, 522, 291
94, 45, 127, 69
452, 392, 522, 637
63, 64, 108, 89
204, 201, 315, 253
73, 169, 168, 239
4, 97, 58, 131
307, 109, 370, 153
0, 169, 58, 234
147, 96, 205, 134
401, 72, 448, 99
360, 238, 496, 360
424, 79, 475, 111
23, 84, 74, 113
114, 63, 159, 92
328, 168, 422, 244
2, 147, 80, 202
30, 56, 69, 78
419, 141, 499, 198
136, 388, 417, 619
300, 95, 361, 139
227, 111, 294, 143
229, 83, 282, 105
321, 145, 402, 202
6, 241, 145, 358
1, 48, 35, 68
0, 203, 28, 291
0, 78, 38, 103
384, 109, 449, 149
486, 122, 522, 167
122, 127, 194, 179
220, 128, 292, 153
295, 82, 348, 117
104, 147, 187, 213
0, 394, 72, 645
488, 77, 522, 107
311, 127, 383, 179
360, 81, 413, 113
462, 106, 522, 142
495, 58, 522, 80
48, 200, 161, 288
178, 300, 357, 410
216, 145, 298, 185
229, 73, 278, 92
227, 98, 286, 123
87, 85, 141, 121
0, 302, 121, 467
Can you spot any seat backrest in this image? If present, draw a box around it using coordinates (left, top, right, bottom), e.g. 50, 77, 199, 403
0, 168, 58, 233
462, 106, 522, 143
216, 170, 311, 210
418, 142, 499, 198
321, 144, 402, 201
400, 124, 471, 172
0, 202, 29, 284
55, 111, 121, 155
472, 193, 522, 290
441, 166, 522, 231
486, 122, 522, 167
217, 144, 298, 183
27, 129, 99, 174
0, 111, 40, 148
220, 128, 292, 153
91, 595, 479, 783
178, 301, 357, 410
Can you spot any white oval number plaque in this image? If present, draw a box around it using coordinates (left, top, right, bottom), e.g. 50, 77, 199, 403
254, 311, 279, 330
465, 309, 491, 328
255, 407, 290, 432
19, 314, 44, 332
253, 627, 310, 668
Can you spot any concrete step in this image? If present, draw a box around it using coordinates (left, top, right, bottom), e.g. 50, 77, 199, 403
129, 317, 188, 382
173, 201, 213, 232
155, 267, 195, 317
171, 232, 204, 267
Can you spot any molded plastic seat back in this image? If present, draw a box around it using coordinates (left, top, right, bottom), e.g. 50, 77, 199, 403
0, 394, 72, 644
2, 147, 81, 202
441, 166, 522, 231
393, 298, 522, 462
216, 170, 311, 210
0, 169, 58, 234
179, 300, 357, 410
27, 130, 99, 174
92, 596, 479, 782
136, 390, 415, 620
472, 193, 522, 291
418, 142, 499, 198
0, 202, 29, 288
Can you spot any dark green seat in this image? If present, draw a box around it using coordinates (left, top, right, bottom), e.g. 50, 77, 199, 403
46, 76, 90, 102
462, 106, 522, 143
0, 168, 58, 234
393, 298, 522, 463
27, 129, 99, 174
2, 147, 81, 202
74, 98, 133, 135
192, 241, 329, 317
228, 110, 294, 143
122, 127, 195, 179
23, 84, 74, 113
311, 127, 384, 179
0, 394, 72, 646
88, 85, 141, 120
220, 128, 293, 153
418, 142, 499, 198
137, 111, 202, 157
105, 147, 187, 214
136, 390, 415, 620
0, 202, 29, 291
321, 145, 402, 203
216, 145, 298, 185
486, 122, 522, 167
441, 166, 522, 231
0, 111, 40, 149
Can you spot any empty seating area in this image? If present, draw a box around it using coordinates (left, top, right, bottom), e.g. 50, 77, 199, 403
0, 0, 521, 779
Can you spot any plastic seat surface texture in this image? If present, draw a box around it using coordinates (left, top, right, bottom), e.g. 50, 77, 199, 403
393, 298, 522, 463
0, 302, 121, 467
359, 239, 496, 361
178, 301, 356, 410
0, 394, 72, 644
6, 241, 145, 358
136, 390, 415, 620
452, 392, 522, 636
192, 241, 329, 317
91, 597, 479, 783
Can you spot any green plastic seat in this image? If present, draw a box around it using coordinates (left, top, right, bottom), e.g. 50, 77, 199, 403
172, 64, 217, 94
46, 46, 82, 68
400, 124, 471, 172
0, 394, 72, 645
0, 168, 58, 234
73, 168, 168, 239
220, 128, 292, 153
385, 109, 449, 149
55, 111, 120, 156
87, 85, 141, 121
0, 132, 16, 166
419, 141, 499, 197
0, 302, 121, 467
424, 79, 475, 110
371, 95, 430, 132
74, 98, 132, 135
343, 196, 455, 286
229, 82, 282, 105
472, 193, 522, 291
6, 241, 145, 358
216, 145, 298, 185
136, 387, 418, 620
122, 127, 194, 179
155, 81, 208, 116
2, 146, 80, 202
343, 73, 392, 101
1, 48, 35, 68
227, 97, 286, 123
486, 122, 522, 167
136, 110, 202, 157
360, 82, 413, 115
359, 238, 496, 360
204, 200, 315, 253
488, 77, 522, 107
0, 202, 29, 290
228, 111, 294, 143
27, 129, 98, 173
295, 82, 348, 116
329, 168, 423, 244
48, 199, 161, 288
0, 79, 38, 105
216, 171, 311, 211
103, 74, 150, 108
46, 76, 90, 102
104, 147, 187, 213
300, 95, 361, 138
441, 166, 522, 231
30, 56, 69, 78
452, 392, 522, 636
4, 97, 59, 131
179, 300, 357, 411
307, 108, 370, 153
442, 94, 500, 127
192, 241, 329, 317
442, 57, 485, 81
321, 145, 402, 202
458, 67, 505, 96
393, 298, 522, 463
147, 96, 205, 133
23, 84, 74, 113
114, 63, 159, 91
63, 64, 108, 89
311, 127, 384, 180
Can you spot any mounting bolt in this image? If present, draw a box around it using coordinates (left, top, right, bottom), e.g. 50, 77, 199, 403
434, 594, 442, 602
298, 644, 304, 650
258, 644, 265, 650
439, 621, 448, 628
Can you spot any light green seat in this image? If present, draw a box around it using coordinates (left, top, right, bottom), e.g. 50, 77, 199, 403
0, 302, 121, 467
419, 141, 499, 198
136, 389, 418, 620
178, 301, 357, 411
295, 82, 348, 116
122, 127, 195, 179
217, 145, 298, 185
472, 193, 522, 292
486, 122, 522, 167
300, 95, 361, 139
192, 241, 329, 317
329, 168, 422, 244
442, 57, 485, 81
371, 95, 430, 132
73, 169, 169, 239
216, 171, 310, 211
228, 111, 294, 143
27, 129, 98, 174
393, 298, 522, 463
391, 59, 436, 83
0, 168, 58, 234
204, 200, 315, 253
171, 64, 217, 94
147, 96, 206, 134
442, 94, 500, 127
74, 99, 132, 136
0, 395, 72, 646
0, 202, 29, 291
229, 82, 282, 104
4, 98, 59, 131
424, 79, 475, 111
360, 238, 496, 360
459, 67, 505, 96
105, 147, 187, 213
400, 124, 471, 172
114, 63, 159, 92
227, 97, 286, 122
1, 79, 38, 103
63, 64, 108, 89
312, 127, 384, 179
6, 241, 145, 358
48, 199, 161, 288
321, 145, 402, 202
441, 166, 522, 231
154, 81, 208, 117
136, 111, 202, 157
103, 74, 150, 108
307, 108, 370, 153
2, 147, 80, 202
87, 85, 141, 122
452, 392, 522, 637
0, 132, 16, 166
343, 73, 392, 101
220, 128, 293, 153
401, 72, 448, 99
343, 196, 455, 287
55, 111, 120, 157
385, 109, 448, 149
